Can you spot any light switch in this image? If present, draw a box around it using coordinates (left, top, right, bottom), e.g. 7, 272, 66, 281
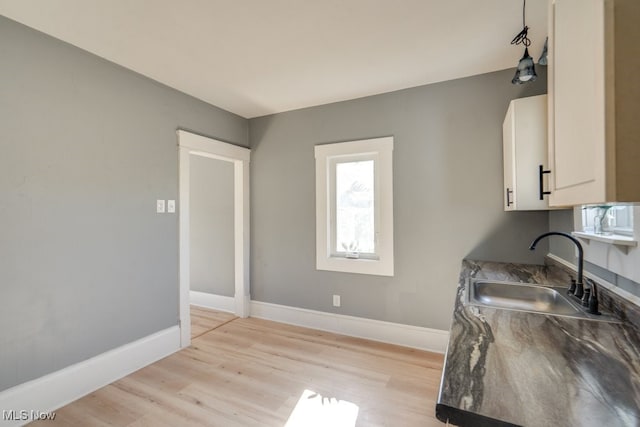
167, 200, 176, 213
156, 199, 166, 213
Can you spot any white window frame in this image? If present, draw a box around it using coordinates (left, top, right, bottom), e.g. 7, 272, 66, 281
315, 136, 394, 276
579, 204, 635, 237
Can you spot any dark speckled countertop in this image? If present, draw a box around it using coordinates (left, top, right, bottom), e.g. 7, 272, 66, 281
436, 259, 640, 427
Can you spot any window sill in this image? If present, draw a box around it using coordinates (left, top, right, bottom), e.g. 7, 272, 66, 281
316, 256, 394, 277
571, 231, 638, 251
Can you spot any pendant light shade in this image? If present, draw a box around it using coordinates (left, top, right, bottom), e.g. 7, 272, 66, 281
510, 0, 538, 85
511, 48, 537, 84
538, 37, 548, 65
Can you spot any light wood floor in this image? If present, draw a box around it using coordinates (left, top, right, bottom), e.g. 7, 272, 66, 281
31, 307, 445, 426
190, 306, 237, 339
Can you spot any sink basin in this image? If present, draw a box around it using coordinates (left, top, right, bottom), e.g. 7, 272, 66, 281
470, 280, 579, 315
466, 279, 620, 322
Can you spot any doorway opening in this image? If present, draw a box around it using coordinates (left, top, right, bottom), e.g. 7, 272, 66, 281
178, 130, 250, 348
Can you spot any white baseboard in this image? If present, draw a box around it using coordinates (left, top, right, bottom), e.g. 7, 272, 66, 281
250, 301, 449, 353
190, 291, 235, 313
0, 326, 180, 427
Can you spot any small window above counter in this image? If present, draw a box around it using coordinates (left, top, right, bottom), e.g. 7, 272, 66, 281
572, 204, 638, 253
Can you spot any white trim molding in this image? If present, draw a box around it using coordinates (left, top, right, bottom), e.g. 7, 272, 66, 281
314, 136, 394, 276
0, 326, 180, 427
190, 291, 235, 313
250, 301, 449, 353
178, 130, 250, 162
178, 130, 251, 348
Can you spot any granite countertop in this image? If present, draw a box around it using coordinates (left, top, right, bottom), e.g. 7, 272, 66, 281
436, 260, 640, 427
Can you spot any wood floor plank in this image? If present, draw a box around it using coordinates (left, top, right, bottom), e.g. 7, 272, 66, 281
189, 306, 237, 339
30, 312, 445, 426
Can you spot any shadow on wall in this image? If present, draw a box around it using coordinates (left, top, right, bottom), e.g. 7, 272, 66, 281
548, 209, 576, 262
466, 211, 549, 264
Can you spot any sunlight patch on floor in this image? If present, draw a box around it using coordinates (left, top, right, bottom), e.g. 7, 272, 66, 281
285, 389, 359, 427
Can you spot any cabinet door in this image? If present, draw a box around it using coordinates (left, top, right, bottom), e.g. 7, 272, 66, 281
514, 96, 549, 210
549, 0, 607, 206
503, 105, 516, 211
503, 95, 549, 211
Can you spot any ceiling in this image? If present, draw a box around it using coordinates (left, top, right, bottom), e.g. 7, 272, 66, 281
0, 0, 547, 118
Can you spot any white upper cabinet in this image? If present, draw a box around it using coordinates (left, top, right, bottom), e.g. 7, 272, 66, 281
548, 0, 640, 206
503, 95, 550, 211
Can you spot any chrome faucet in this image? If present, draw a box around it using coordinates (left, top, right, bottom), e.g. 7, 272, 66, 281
529, 231, 599, 315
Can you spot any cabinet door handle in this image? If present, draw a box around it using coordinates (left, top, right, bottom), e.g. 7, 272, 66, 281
506, 188, 513, 207
539, 165, 551, 200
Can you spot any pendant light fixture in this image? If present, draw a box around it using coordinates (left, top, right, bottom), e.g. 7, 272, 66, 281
538, 37, 548, 65
511, 0, 537, 84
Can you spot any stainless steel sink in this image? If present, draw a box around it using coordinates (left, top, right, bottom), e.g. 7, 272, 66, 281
466, 279, 620, 322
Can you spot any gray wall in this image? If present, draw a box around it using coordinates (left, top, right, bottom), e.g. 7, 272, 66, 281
0, 17, 247, 392
548, 209, 576, 261
189, 155, 235, 297
249, 68, 549, 331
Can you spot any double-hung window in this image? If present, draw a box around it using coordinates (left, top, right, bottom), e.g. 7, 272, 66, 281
315, 137, 394, 276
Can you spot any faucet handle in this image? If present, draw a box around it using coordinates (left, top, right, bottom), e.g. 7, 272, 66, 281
581, 288, 591, 306
567, 279, 577, 295
587, 284, 601, 315
574, 281, 584, 299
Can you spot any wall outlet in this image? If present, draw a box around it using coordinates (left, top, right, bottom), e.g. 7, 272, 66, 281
156, 199, 166, 213
167, 199, 176, 213
333, 294, 341, 307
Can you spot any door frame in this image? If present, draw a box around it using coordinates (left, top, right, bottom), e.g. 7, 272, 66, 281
177, 129, 250, 348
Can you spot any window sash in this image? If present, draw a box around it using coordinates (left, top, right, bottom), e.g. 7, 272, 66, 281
328, 154, 380, 259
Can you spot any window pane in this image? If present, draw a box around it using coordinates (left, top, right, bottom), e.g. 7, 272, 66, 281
335, 160, 375, 253
581, 204, 634, 235
613, 206, 633, 229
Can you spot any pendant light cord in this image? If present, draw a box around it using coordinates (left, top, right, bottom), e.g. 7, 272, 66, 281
511, 26, 531, 46
511, 0, 531, 47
